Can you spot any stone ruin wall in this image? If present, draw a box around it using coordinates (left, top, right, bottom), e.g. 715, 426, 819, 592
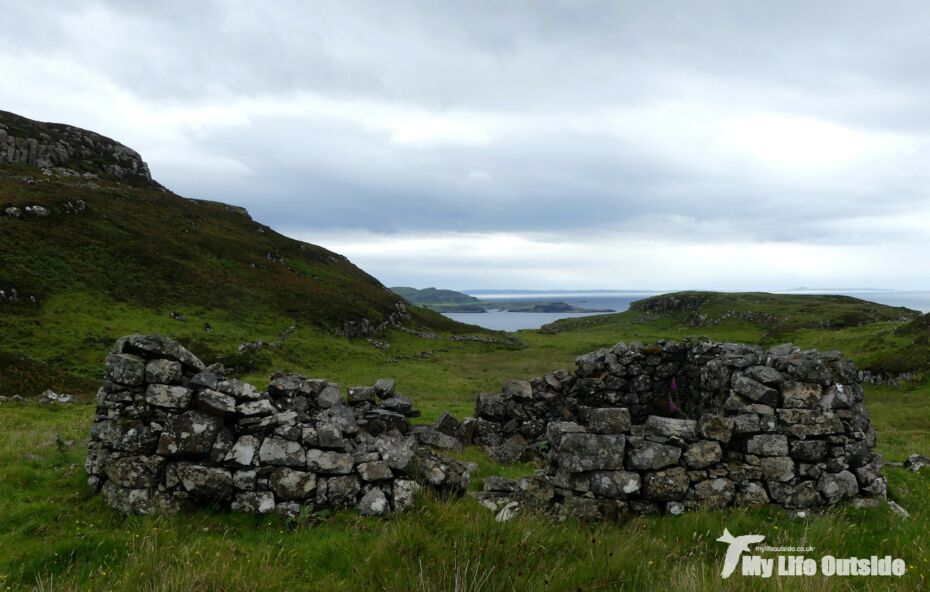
86, 335, 473, 517
87, 334, 887, 521
469, 339, 887, 518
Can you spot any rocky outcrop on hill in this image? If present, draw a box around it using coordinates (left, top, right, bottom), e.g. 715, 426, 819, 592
470, 339, 886, 517
0, 110, 154, 185
336, 302, 413, 338
86, 335, 473, 516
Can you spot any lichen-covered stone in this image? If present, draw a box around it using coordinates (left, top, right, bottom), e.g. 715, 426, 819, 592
557, 434, 626, 472
106, 353, 146, 386
746, 434, 789, 457
415, 429, 462, 452
392, 479, 420, 511
174, 463, 233, 500
589, 471, 641, 499
196, 389, 237, 416
270, 467, 317, 500
683, 440, 723, 469
761, 456, 795, 482
145, 359, 182, 384
157, 411, 220, 456
697, 414, 732, 443
642, 467, 689, 501
258, 436, 306, 467
692, 478, 735, 508
782, 381, 823, 408
224, 435, 261, 466
358, 461, 393, 481
588, 408, 632, 435
145, 384, 193, 409
643, 416, 697, 442
817, 470, 858, 503
733, 376, 778, 405
306, 449, 353, 474
626, 440, 681, 470
232, 491, 275, 513
357, 487, 389, 516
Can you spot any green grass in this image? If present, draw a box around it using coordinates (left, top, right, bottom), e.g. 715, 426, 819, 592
1, 310, 929, 590
1, 390, 927, 591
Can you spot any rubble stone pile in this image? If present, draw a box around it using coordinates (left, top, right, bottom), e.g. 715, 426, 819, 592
86, 335, 472, 516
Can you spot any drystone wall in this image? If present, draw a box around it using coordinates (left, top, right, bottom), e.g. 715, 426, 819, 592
471, 339, 886, 517
86, 335, 472, 516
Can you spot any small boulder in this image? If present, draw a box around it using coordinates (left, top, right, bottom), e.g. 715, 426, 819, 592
357, 487, 389, 516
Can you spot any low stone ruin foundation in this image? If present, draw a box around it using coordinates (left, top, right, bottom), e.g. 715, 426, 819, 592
470, 339, 887, 518
86, 335, 472, 516
87, 334, 887, 521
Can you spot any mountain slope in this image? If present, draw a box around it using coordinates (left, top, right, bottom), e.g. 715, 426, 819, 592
0, 111, 471, 395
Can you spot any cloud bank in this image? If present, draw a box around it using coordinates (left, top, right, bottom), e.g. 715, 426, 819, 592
2, 0, 928, 289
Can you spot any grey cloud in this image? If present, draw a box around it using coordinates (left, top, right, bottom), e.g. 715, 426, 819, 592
2, 0, 929, 288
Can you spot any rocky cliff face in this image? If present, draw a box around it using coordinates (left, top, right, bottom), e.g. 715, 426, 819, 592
0, 110, 155, 185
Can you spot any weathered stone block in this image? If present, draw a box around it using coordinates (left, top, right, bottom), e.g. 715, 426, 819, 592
157, 411, 220, 457
358, 461, 393, 481
782, 381, 822, 408
588, 408, 632, 435
258, 436, 306, 467
145, 384, 193, 409
817, 470, 858, 503
746, 434, 789, 457
106, 353, 146, 386
224, 435, 261, 466
231, 491, 275, 514
174, 463, 233, 500
270, 467, 317, 500
761, 456, 795, 482
589, 471, 641, 499
557, 433, 626, 472
697, 414, 732, 443
693, 478, 735, 508
306, 449, 354, 474
642, 467, 689, 501
145, 359, 182, 384
643, 416, 697, 442
789, 439, 828, 462
683, 440, 723, 469
358, 487, 389, 515
196, 389, 236, 416
733, 376, 778, 405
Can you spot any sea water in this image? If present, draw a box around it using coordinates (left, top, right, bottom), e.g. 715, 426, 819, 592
441, 290, 930, 332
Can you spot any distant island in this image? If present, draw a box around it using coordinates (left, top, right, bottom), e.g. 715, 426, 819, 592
389, 286, 615, 313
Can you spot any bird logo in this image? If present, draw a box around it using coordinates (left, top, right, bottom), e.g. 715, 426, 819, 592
717, 528, 766, 578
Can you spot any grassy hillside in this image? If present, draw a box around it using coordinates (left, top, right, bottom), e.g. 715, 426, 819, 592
0, 161, 480, 397
542, 291, 928, 375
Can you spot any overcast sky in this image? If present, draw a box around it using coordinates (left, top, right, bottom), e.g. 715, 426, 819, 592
2, 1, 929, 290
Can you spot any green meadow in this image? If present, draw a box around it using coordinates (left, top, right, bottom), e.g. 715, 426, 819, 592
1, 295, 928, 591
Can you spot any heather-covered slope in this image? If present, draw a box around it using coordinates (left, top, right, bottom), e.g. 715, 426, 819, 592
0, 112, 473, 395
